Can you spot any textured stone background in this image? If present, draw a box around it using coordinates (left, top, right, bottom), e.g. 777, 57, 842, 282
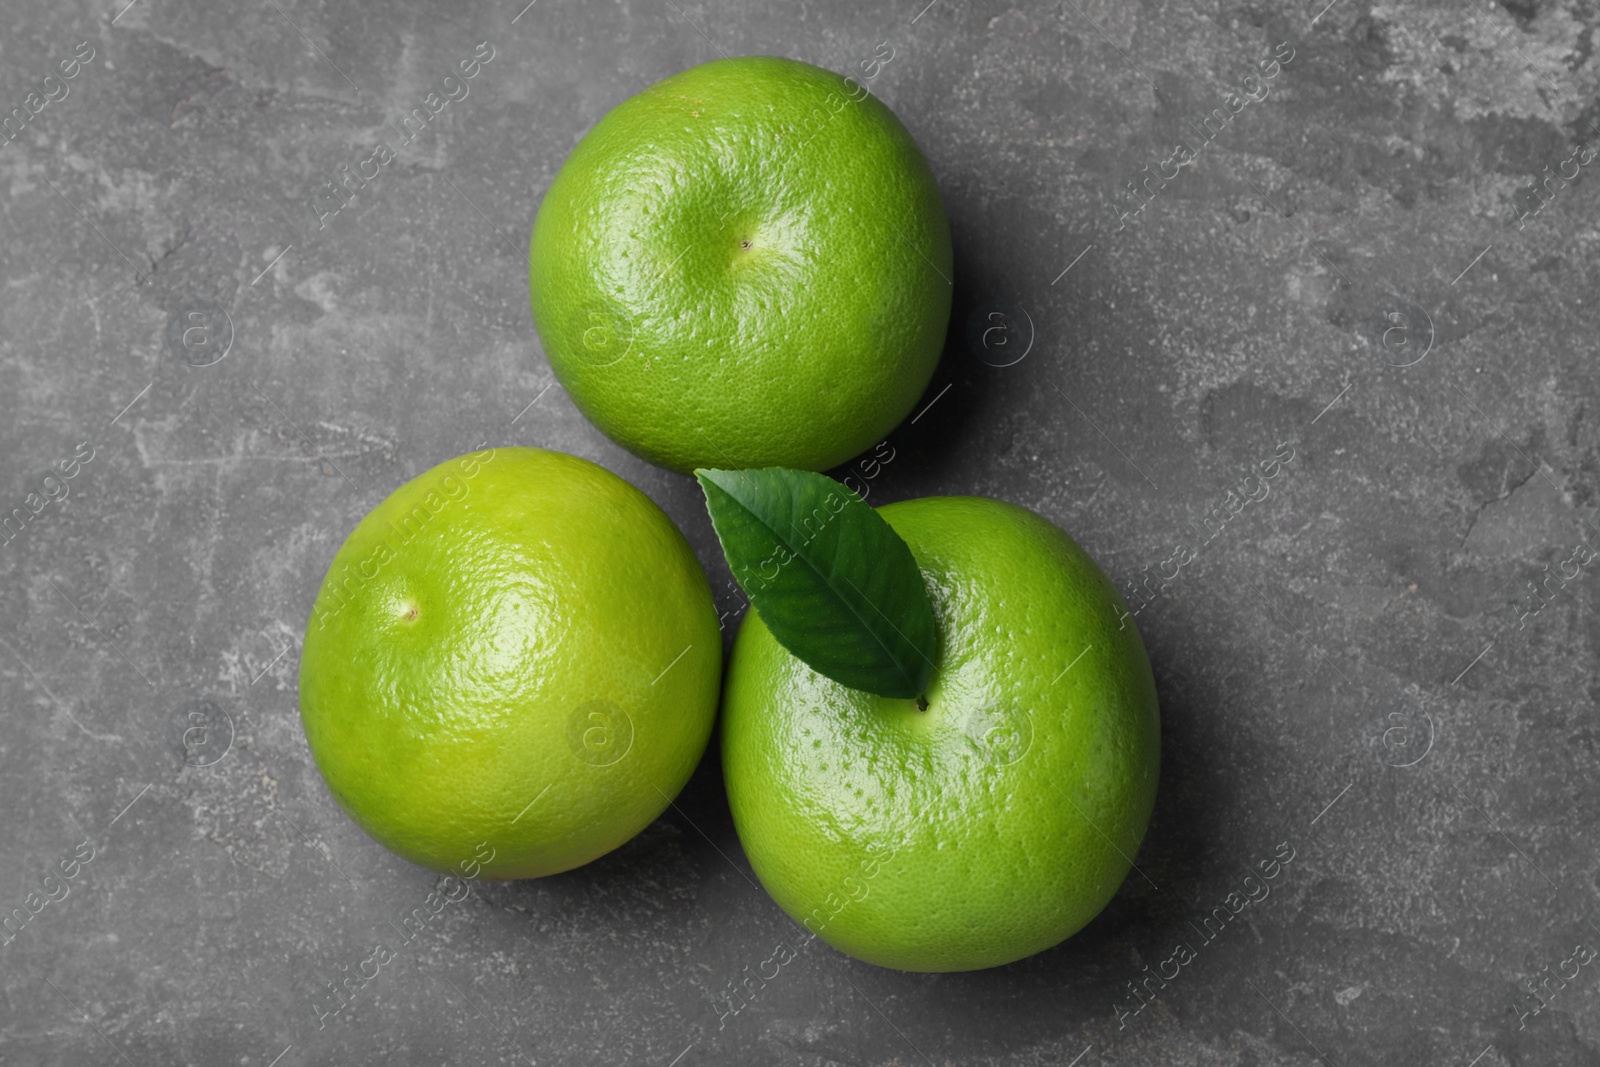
2, 0, 1599, 1063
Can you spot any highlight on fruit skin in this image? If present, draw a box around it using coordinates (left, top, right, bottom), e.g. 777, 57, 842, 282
528, 54, 954, 474
297, 446, 723, 880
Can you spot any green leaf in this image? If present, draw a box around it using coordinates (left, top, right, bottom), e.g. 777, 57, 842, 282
695, 467, 936, 700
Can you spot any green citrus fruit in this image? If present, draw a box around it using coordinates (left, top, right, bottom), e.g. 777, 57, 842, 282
721, 496, 1160, 971
298, 447, 721, 879
528, 55, 953, 474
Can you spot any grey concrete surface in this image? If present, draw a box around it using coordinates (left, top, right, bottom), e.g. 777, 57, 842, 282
2, 0, 1599, 1063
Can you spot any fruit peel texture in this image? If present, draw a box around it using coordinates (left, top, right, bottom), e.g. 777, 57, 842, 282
299, 447, 722, 879
529, 55, 953, 473
722, 495, 1160, 971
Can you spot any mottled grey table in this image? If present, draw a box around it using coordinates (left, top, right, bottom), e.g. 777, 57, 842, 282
3, 0, 1599, 1064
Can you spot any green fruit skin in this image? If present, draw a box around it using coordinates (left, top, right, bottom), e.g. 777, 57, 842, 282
721, 496, 1160, 971
529, 55, 953, 474
298, 447, 722, 879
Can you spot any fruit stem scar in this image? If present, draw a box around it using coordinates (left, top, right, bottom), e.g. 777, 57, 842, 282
915, 695, 928, 712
